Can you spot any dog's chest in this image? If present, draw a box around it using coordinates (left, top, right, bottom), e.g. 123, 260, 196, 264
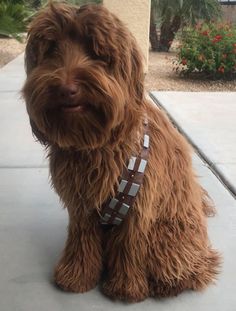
49, 148, 121, 210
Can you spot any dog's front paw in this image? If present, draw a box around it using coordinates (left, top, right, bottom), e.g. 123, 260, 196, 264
54, 260, 99, 293
102, 275, 149, 302
149, 279, 186, 298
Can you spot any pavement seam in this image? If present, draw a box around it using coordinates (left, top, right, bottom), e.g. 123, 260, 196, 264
149, 92, 236, 200
0, 90, 21, 93
0, 166, 48, 169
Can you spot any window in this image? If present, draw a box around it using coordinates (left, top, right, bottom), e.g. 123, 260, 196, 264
219, 0, 236, 4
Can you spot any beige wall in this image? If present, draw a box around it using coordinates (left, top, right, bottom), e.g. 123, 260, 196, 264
103, 0, 151, 72
222, 5, 236, 24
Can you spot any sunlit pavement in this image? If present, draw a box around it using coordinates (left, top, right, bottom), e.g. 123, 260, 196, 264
150, 91, 236, 197
0, 55, 235, 311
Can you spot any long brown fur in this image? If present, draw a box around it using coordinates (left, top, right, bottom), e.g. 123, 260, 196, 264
22, 2, 221, 302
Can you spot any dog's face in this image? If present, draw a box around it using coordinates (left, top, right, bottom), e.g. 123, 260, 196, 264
22, 3, 144, 149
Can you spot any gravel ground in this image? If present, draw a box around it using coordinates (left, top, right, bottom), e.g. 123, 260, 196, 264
0, 38, 25, 68
145, 51, 236, 92
1, 39, 236, 92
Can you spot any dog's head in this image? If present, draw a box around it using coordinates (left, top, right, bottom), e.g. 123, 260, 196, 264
22, 2, 144, 149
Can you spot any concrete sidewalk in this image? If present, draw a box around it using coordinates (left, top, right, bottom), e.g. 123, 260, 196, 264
0, 55, 236, 311
150, 91, 236, 197
0, 54, 46, 167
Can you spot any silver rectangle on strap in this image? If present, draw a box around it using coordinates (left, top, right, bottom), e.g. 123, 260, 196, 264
118, 179, 128, 193
138, 159, 147, 173
143, 134, 149, 148
128, 156, 136, 171
119, 203, 130, 215
102, 213, 111, 221
113, 217, 122, 225
109, 198, 118, 209
128, 183, 140, 196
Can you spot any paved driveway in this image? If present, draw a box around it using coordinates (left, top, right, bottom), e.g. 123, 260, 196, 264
150, 91, 236, 197
0, 55, 236, 311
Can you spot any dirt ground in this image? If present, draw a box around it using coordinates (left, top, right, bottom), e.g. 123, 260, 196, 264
0, 38, 25, 68
1, 38, 236, 92
145, 51, 236, 92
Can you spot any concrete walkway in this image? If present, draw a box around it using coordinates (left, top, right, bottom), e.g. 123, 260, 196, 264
0, 55, 236, 311
150, 91, 236, 197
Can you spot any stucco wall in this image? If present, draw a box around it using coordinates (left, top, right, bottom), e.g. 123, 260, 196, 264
222, 5, 236, 24
103, 0, 151, 72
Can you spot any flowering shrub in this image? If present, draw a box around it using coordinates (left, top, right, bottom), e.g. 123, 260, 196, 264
175, 23, 236, 79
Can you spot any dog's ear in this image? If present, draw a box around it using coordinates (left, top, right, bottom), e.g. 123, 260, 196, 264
76, 5, 144, 102
29, 118, 49, 146
76, 5, 120, 64
24, 3, 59, 74
129, 41, 145, 103
25, 13, 45, 74
25, 32, 52, 75
25, 34, 38, 74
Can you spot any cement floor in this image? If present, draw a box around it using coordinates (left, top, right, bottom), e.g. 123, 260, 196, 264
150, 91, 236, 196
0, 55, 235, 311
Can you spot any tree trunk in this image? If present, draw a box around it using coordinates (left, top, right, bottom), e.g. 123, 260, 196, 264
159, 15, 181, 52
149, 7, 159, 51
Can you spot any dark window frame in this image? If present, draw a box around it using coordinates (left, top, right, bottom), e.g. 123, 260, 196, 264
219, 0, 236, 5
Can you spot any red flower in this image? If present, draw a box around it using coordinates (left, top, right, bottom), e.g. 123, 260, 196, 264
215, 35, 223, 40
181, 58, 187, 65
218, 66, 225, 73
201, 30, 209, 36
222, 54, 227, 59
212, 35, 223, 43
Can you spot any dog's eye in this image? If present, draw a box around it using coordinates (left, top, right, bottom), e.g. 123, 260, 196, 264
89, 50, 110, 65
45, 41, 57, 57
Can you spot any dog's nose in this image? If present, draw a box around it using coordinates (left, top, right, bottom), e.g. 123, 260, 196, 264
59, 84, 77, 99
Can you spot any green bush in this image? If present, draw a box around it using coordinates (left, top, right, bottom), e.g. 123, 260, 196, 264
0, 0, 33, 39
66, 0, 102, 4
0, 0, 102, 39
41, 0, 102, 5
175, 23, 236, 79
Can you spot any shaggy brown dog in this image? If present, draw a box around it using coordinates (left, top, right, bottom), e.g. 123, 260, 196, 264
22, 2, 220, 302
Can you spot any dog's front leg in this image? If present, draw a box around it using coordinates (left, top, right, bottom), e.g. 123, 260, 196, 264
103, 222, 149, 302
54, 214, 102, 293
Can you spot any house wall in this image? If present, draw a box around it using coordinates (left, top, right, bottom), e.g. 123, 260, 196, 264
221, 5, 236, 23
103, 0, 151, 72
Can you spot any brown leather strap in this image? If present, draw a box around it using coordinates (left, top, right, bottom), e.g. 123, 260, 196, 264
100, 119, 149, 225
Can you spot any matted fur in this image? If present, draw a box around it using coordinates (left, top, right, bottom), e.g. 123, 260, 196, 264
22, 2, 220, 302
